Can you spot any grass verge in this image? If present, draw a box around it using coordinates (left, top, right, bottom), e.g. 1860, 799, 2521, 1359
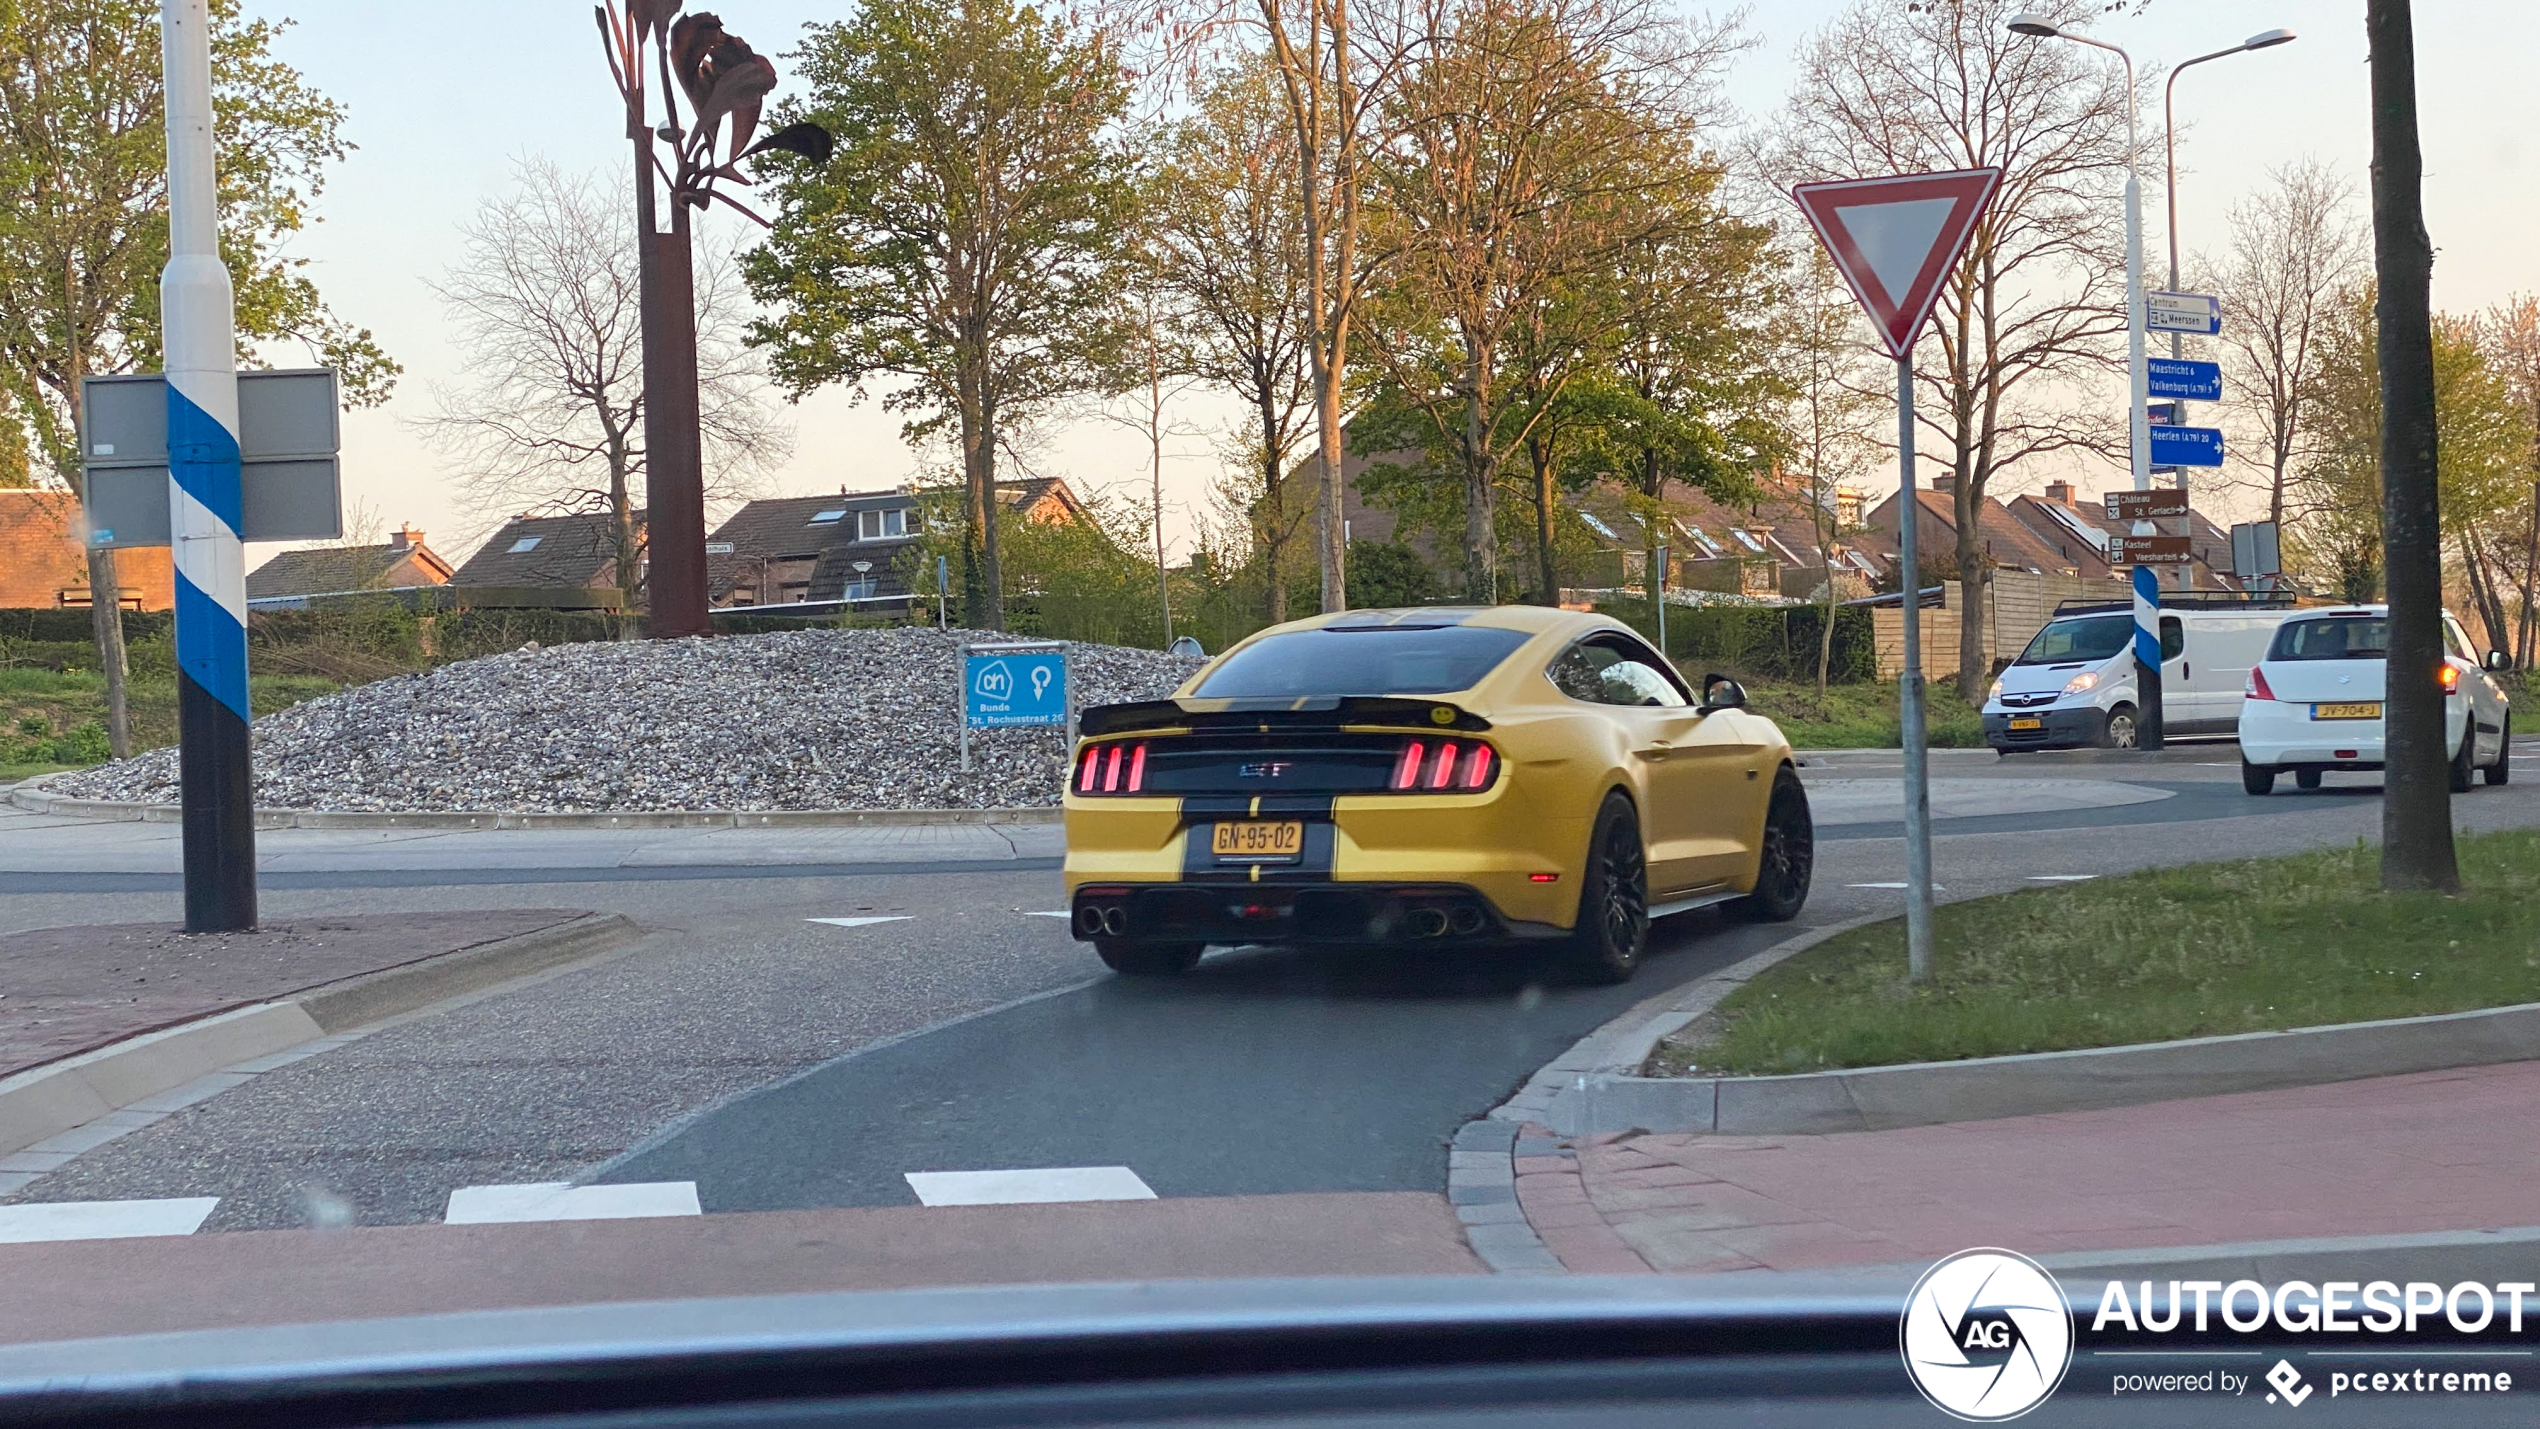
0, 668, 342, 777
1737, 678, 1989, 750
1649, 828, 2540, 1077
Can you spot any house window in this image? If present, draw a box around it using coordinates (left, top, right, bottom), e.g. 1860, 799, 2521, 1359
841, 577, 879, 600
1730, 529, 1764, 553
809, 509, 847, 525
1579, 512, 1618, 540
858, 508, 908, 541
1687, 529, 1722, 557
508, 536, 541, 553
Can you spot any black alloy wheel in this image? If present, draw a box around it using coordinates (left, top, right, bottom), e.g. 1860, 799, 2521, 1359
1095, 939, 1205, 976
1560, 793, 1648, 985
1733, 765, 1814, 923
2450, 724, 2478, 794
2100, 705, 2139, 750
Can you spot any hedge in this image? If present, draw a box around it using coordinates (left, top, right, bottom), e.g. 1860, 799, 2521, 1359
1594, 601, 1877, 685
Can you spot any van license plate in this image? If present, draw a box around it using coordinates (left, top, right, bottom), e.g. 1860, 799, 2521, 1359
2312, 702, 2382, 720
2007, 716, 2043, 731
1212, 820, 1304, 861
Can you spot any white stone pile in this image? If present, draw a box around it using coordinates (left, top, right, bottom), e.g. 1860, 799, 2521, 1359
49, 627, 1204, 813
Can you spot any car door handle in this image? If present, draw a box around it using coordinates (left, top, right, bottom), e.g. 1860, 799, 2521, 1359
1638, 741, 1673, 760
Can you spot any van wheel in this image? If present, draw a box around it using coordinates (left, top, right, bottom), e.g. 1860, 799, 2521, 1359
1558, 793, 1648, 985
2488, 715, 2511, 786
2099, 704, 2139, 749
2295, 768, 2322, 790
2242, 759, 2276, 795
2450, 726, 2478, 793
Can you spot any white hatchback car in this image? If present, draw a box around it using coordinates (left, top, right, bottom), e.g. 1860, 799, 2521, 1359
2238, 605, 2512, 794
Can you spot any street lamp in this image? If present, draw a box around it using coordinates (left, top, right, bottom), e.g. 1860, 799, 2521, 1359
2007, 13, 2156, 745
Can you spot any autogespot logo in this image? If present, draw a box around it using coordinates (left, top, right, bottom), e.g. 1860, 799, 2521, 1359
1902, 1248, 2076, 1421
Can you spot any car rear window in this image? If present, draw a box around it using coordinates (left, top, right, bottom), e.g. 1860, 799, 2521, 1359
2015, 615, 2132, 664
2270, 617, 2388, 661
1192, 623, 1534, 698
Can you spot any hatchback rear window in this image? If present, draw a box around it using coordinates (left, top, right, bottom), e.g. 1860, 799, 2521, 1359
2270, 617, 2388, 661
1193, 623, 1534, 698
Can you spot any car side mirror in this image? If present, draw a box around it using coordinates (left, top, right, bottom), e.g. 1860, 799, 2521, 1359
2486, 650, 2511, 673
1700, 675, 1746, 712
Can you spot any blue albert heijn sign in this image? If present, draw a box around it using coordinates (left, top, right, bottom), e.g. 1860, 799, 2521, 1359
963, 641, 1068, 728
2147, 424, 2225, 468
2147, 357, 2223, 402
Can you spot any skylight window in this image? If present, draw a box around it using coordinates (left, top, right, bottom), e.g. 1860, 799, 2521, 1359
809, 509, 847, 524
507, 536, 541, 553
1730, 529, 1765, 552
1579, 512, 1618, 540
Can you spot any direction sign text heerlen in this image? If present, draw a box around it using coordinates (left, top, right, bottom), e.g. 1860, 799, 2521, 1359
2110, 534, 2193, 563
1790, 168, 2002, 358
2105, 489, 2188, 521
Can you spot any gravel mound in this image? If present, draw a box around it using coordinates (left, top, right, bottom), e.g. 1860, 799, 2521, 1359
51, 628, 1204, 813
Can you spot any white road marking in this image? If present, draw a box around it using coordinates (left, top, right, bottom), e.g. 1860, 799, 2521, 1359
807, 916, 912, 928
2028, 874, 2099, 882
1025, 910, 1070, 918
904, 1166, 1157, 1207
443, 1181, 701, 1224
0, 1197, 218, 1243
1846, 882, 1946, 891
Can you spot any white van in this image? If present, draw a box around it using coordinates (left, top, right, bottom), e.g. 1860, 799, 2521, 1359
1982, 600, 2299, 751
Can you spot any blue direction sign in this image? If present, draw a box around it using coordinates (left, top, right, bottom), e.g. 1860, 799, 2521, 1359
964, 644, 1068, 728
2147, 358, 2223, 402
2147, 424, 2224, 468
2147, 291, 2222, 336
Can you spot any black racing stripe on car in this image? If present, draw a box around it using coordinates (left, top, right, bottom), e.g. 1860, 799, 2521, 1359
1252, 821, 1338, 883
1254, 794, 1337, 819
1180, 796, 1255, 820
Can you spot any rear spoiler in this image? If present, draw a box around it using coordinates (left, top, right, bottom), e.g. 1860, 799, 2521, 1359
1078, 696, 1492, 738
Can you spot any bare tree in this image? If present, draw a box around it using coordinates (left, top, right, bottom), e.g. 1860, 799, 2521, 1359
1155, 60, 1318, 623
1781, 241, 1885, 700
1363, 0, 1743, 602
2485, 296, 2540, 664
2202, 158, 2367, 548
1097, 266, 1209, 644
1771, 0, 2133, 702
419, 159, 786, 623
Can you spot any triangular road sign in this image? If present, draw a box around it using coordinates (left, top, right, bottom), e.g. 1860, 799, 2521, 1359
1792, 168, 2002, 359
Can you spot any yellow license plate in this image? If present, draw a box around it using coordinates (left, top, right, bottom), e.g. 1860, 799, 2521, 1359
1211, 820, 1304, 861
2008, 716, 2043, 731
2313, 702, 2382, 720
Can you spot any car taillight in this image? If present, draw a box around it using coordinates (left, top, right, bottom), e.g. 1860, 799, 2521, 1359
1074, 741, 1150, 794
2440, 664, 2461, 695
1390, 737, 1495, 792
2246, 666, 2275, 701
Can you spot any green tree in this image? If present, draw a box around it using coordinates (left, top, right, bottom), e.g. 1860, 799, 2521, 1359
747, 0, 1140, 632
0, 0, 395, 755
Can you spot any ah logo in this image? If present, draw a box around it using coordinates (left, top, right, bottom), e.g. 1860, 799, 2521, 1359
974, 660, 1014, 700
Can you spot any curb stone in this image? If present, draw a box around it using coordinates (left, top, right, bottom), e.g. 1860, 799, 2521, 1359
0, 912, 641, 1159
7, 774, 1061, 829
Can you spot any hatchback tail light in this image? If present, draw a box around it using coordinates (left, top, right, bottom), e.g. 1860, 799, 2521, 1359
1075, 741, 1151, 794
2246, 666, 2276, 701
1388, 737, 1496, 792
2440, 663, 2461, 695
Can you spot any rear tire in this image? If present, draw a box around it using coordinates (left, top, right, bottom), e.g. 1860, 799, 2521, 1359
1095, 940, 1204, 976
2450, 725, 2478, 794
2295, 768, 2323, 790
1558, 793, 1648, 985
2488, 714, 2511, 785
1731, 766, 1813, 923
2099, 704, 2139, 750
2242, 759, 2276, 795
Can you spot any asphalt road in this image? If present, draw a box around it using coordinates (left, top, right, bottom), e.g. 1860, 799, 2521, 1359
11, 746, 2540, 1234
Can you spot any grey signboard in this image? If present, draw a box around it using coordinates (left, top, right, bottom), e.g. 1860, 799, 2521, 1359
79, 369, 342, 549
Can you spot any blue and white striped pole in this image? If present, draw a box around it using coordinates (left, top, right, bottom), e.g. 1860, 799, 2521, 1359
162, 0, 256, 930
2132, 562, 2164, 752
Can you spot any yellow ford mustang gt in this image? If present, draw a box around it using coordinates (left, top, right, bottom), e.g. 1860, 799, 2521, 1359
1063, 605, 1813, 981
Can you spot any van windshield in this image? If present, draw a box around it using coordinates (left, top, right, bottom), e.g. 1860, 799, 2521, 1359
2270, 617, 2389, 661
2015, 615, 2133, 665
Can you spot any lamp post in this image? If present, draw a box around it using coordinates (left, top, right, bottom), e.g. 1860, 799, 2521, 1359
2164, 29, 2298, 591
2007, 13, 2162, 748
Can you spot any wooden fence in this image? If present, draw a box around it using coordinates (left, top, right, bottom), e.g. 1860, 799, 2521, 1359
1873, 570, 2122, 682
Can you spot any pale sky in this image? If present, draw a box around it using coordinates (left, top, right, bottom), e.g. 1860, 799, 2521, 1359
246, 0, 2540, 568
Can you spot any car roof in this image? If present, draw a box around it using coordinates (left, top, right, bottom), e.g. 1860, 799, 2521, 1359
1286, 605, 1621, 636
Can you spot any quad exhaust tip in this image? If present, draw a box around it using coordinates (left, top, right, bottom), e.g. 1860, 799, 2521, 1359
1075, 905, 1126, 937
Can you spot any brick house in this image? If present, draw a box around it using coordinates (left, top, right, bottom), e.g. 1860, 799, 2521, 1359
0, 489, 174, 610
707, 478, 1090, 609
449, 511, 641, 606
244, 525, 454, 601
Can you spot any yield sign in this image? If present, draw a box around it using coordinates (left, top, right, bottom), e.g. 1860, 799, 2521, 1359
1791, 168, 2002, 358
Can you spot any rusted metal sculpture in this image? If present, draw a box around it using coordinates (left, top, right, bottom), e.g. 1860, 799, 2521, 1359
594, 3, 831, 637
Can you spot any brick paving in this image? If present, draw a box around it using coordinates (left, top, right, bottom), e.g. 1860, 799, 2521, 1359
1518, 1059, 2540, 1274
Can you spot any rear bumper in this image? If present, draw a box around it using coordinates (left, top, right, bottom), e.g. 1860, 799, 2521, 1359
1067, 882, 1564, 946
2239, 701, 2462, 766
1984, 705, 2103, 750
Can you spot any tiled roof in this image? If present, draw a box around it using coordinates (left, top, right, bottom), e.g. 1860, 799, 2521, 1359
243, 541, 452, 599
450, 511, 638, 588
